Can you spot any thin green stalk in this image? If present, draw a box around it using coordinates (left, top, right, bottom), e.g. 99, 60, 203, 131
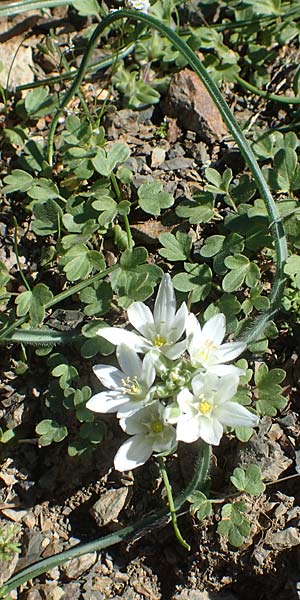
0, 264, 117, 343
13, 218, 31, 292
158, 456, 190, 551
110, 172, 133, 249
0, 443, 211, 598
236, 74, 300, 105
16, 43, 136, 92
0, 0, 73, 18
47, 8, 288, 345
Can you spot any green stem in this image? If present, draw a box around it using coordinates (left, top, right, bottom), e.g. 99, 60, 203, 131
16, 43, 136, 92
13, 218, 31, 292
111, 172, 133, 249
0, 265, 117, 342
47, 8, 288, 345
0, 443, 211, 598
158, 456, 190, 551
236, 74, 300, 105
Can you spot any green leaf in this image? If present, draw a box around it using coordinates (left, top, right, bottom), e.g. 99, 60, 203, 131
36, 419, 68, 447
31, 199, 62, 236
79, 421, 106, 444
188, 491, 212, 520
173, 263, 212, 303
59, 244, 105, 281
230, 465, 265, 495
158, 231, 192, 261
80, 281, 112, 316
284, 254, 300, 288
217, 501, 250, 547
200, 235, 225, 258
27, 179, 60, 201
138, 182, 174, 216
15, 284, 53, 326
175, 191, 214, 224
72, 0, 100, 15
2, 169, 33, 194
254, 363, 287, 416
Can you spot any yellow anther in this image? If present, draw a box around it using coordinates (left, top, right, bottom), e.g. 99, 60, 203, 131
197, 338, 217, 362
199, 400, 212, 414
153, 334, 166, 348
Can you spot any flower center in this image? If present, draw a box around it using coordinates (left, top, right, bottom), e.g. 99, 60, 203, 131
197, 338, 217, 363
121, 376, 142, 397
153, 334, 166, 348
197, 394, 212, 414
151, 420, 164, 433
199, 401, 212, 414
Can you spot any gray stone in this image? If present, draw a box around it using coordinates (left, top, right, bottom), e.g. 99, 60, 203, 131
90, 487, 128, 528
60, 552, 97, 580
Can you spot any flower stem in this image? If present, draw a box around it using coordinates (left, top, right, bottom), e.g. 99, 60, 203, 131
158, 456, 190, 551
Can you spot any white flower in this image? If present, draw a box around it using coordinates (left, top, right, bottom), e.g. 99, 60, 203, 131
186, 313, 246, 376
127, 0, 151, 12
114, 402, 177, 471
98, 274, 188, 360
175, 372, 259, 446
86, 344, 156, 417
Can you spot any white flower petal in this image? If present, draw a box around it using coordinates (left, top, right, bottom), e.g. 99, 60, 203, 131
93, 365, 124, 390
212, 341, 246, 364
153, 426, 176, 453
202, 313, 226, 346
116, 395, 156, 418
142, 353, 156, 388
114, 435, 153, 471
205, 364, 245, 377
153, 274, 176, 329
86, 391, 128, 413
116, 344, 142, 378
216, 402, 259, 428
165, 302, 188, 342
214, 374, 239, 404
176, 415, 201, 443
186, 313, 201, 343
97, 327, 147, 351
198, 416, 224, 445
164, 338, 187, 360
127, 302, 155, 338
177, 388, 194, 413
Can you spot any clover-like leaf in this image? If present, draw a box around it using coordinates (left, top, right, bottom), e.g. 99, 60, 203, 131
175, 191, 214, 224
217, 501, 250, 547
158, 231, 192, 261
254, 363, 287, 416
173, 263, 212, 303
284, 254, 300, 288
138, 182, 174, 216
15, 284, 53, 326
2, 169, 33, 194
31, 199, 63, 236
230, 464, 265, 495
35, 419, 68, 447
59, 244, 105, 281
188, 491, 212, 520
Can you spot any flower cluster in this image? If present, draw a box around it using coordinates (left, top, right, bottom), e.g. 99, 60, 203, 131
126, 0, 151, 13
87, 275, 259, 471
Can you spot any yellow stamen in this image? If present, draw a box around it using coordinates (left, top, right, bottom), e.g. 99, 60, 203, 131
153, 334, 166, 348
121, 376, 142, 396
199, 400, 212, 414
197, 338, 217, 362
